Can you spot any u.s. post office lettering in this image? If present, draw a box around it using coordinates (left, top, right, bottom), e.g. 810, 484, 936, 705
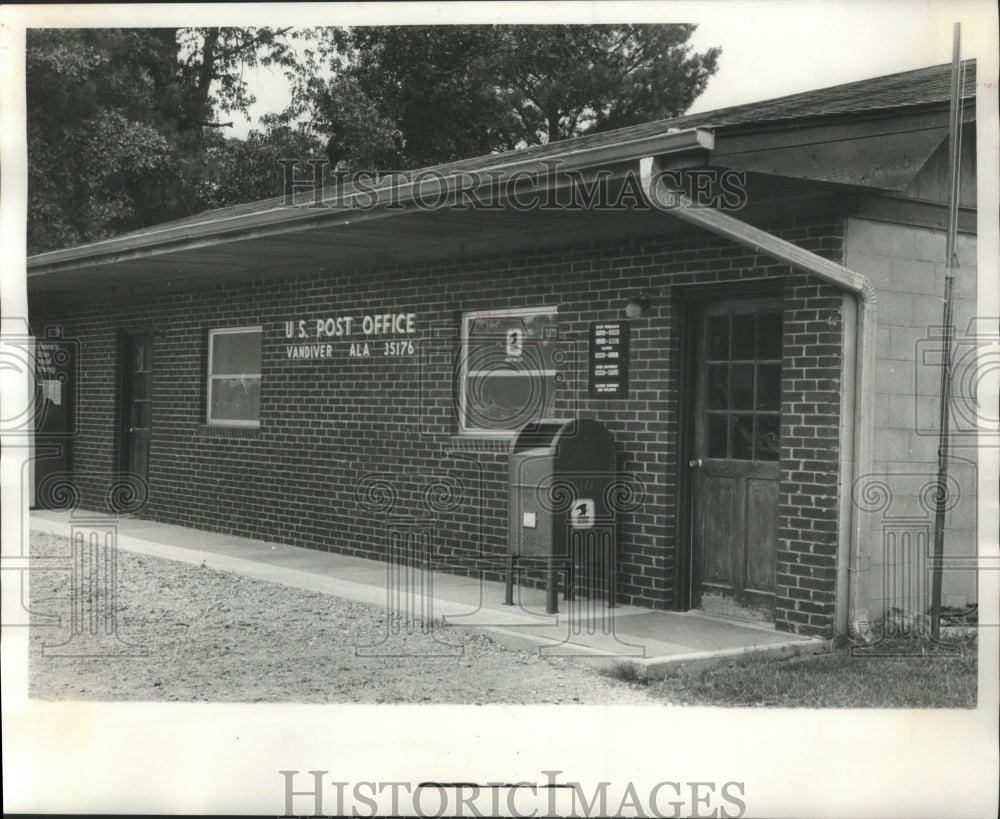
284, 313, 418, 358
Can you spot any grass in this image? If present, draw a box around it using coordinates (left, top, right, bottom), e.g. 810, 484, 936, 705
644, 633, 978, 707
601, 661, 649, 686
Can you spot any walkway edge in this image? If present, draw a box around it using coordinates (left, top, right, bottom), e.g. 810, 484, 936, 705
448, 622, 829, 678
28, 515, 567, 626
30, 514, 830, 678
30, 515, 394, 612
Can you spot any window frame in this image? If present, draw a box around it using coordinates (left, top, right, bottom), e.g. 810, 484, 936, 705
458, 305, 563, 436
702, 309, 783, 462
206, 325, 262, 428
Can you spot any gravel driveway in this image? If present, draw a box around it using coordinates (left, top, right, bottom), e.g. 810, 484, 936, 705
27, 532, 654, 704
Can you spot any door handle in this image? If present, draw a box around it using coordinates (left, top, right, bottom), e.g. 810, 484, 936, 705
688, 458, 703, 469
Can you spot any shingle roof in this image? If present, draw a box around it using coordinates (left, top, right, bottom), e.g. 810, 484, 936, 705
666, 58, 976, 129
41, 59, 979, 246
378, 58, 978, 176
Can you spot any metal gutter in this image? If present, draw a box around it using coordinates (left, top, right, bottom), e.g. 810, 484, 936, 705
28, 128, 715, 278
639, 155, 876, 637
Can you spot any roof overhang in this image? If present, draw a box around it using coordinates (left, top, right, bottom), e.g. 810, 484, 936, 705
26, 98, 977, 296
28, 127, 715, 290
709, 103, 973, 189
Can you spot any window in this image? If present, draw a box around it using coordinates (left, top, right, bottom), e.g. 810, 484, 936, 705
459, 306, 562, 434
207, 327, 262, 427
704, 312, 782, 461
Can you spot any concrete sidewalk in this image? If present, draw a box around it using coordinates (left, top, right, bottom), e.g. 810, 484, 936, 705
29, 509, 827, 677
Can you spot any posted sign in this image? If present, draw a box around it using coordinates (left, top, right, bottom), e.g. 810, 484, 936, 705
589, 321, 630, 398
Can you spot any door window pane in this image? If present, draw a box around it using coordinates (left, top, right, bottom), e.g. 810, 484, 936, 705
707, 413, 728, 458
756, 414, 780, 460
731, 364, 754, 410
708, 316, 729, 360
701, 307, 784, 463
756, 365, 782, 411
757, 313, 783, 359
708, 365, 728, 410
731, 414, 755, 460
731, 315, 756, 359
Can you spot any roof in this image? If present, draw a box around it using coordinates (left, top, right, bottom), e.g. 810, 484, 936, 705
667, 58, 976, 128
64, 59, 978, 242
26, 59, 978, 284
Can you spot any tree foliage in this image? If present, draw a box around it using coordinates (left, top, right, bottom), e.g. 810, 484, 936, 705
199, 123, 326, 210
26, 27, 307, 254
26, 25, 721, 253
294, 25, 721, 171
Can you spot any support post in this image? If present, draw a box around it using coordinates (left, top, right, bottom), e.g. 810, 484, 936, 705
504, 555, 515, 606
545, 556, 559, 614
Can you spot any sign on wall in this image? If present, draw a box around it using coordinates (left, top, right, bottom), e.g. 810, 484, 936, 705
505, 327, 523, 359
570, 498, 596, 529
34, 337, 76, 431
588, 321, 630, 398
283, 313, 417, 359
33, 333, 78, 508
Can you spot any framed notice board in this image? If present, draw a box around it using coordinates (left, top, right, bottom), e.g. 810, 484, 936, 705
588, 320, 630, 398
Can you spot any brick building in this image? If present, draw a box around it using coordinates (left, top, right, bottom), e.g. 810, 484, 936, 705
26, 62, 980, 638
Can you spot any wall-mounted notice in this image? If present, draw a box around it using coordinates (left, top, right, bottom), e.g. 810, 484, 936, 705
589, 320, 630, 398
34, 339, 75, 425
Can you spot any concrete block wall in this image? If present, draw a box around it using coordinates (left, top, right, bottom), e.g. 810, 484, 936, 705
29, 217, 847, 635
844, 218, 978, 616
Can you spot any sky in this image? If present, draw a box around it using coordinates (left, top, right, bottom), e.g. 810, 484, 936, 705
221, 0, 998, 138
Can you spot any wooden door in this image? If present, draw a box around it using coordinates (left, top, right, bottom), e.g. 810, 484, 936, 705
120, 333, 153, 489
690, 298, 783, 620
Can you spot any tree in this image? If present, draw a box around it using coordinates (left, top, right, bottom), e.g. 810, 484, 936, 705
199, 121, 327, 209
26, 26, 722, 252
496, 25, 721, 141
294, 25, 721, 171
26, 27, 309, 254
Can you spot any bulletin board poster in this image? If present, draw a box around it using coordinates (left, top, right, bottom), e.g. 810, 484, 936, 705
34, 337, 76, 437
589, 320, 630, 398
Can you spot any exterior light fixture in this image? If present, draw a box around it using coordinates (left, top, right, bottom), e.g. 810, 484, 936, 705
625, 293, 651, 318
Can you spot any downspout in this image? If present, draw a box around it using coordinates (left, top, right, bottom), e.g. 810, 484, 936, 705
639, 156, 877, 637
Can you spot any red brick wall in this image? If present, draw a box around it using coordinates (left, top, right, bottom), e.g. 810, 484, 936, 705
775, 278, 846, 635
29, 218, 845, 636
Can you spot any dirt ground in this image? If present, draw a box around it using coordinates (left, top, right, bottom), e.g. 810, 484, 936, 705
27, 531, 655, 704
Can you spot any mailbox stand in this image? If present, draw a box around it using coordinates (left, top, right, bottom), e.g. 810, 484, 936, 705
506, 419, 616, 614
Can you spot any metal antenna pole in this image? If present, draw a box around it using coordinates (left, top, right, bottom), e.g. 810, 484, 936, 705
930, 23, 964, 642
